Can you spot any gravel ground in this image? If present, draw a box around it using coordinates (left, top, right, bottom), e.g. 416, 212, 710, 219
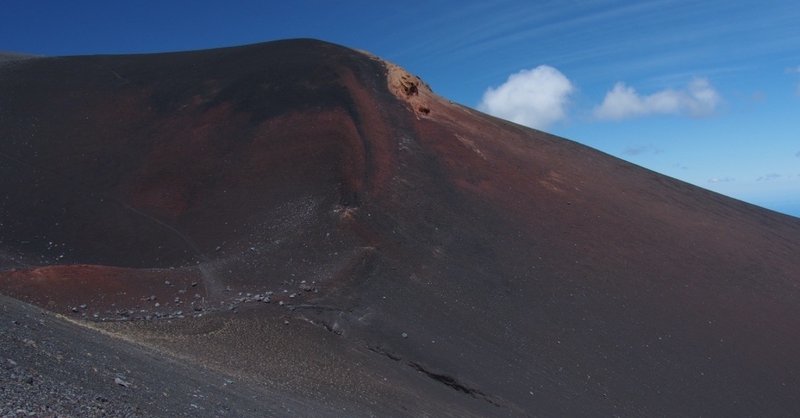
0, 298, 142, 417
0, 295, 319, 417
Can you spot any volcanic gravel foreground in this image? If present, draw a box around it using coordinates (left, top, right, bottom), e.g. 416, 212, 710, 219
1, 39, 800, 417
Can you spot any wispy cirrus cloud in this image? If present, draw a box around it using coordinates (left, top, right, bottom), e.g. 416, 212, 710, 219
594, 78, 721, 120
622, 145, 662, 156
478, 65, 575, 129
757, 173, 781, 182
708, 177, 735, 183
786, 66, 800, 96
673, 163, 689, 170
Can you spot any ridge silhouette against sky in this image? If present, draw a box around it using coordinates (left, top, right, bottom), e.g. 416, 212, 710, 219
2, 0, 798, 216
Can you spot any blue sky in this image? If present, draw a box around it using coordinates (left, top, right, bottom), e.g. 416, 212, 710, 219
2, 0, 799, 217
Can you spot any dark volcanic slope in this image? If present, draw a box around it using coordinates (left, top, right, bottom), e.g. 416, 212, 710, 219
1, 39, 800, 416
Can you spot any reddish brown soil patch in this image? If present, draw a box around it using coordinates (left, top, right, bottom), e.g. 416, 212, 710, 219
0, 265, 205, 319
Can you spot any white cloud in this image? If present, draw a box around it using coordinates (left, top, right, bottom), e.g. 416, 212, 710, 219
594, 78, 721, 120
478, 65, 575, 129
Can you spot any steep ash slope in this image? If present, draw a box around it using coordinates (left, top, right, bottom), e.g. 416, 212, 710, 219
1, 39, 800, 416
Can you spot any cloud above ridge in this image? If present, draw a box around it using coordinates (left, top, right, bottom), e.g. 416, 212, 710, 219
478, 65, 575, 130
594, 78, 721, 120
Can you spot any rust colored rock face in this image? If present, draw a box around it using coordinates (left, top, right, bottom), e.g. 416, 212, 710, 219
1, 39, 800, 415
